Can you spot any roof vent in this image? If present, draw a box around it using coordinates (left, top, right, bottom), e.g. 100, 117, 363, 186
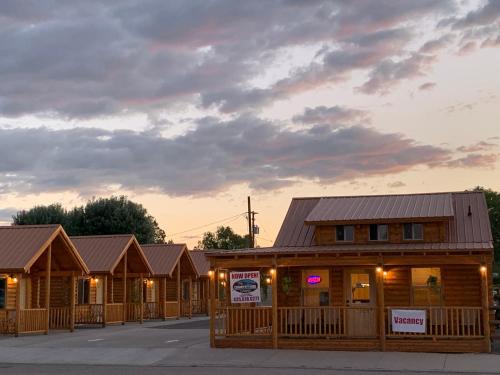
468, 205, 472, 217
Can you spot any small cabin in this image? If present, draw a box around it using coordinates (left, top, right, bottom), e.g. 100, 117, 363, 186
0, 225, 88, 335
206, 192, 494, 353
142, 243, 198, 319
189, 250, 211, 315
71, 234, 153, 326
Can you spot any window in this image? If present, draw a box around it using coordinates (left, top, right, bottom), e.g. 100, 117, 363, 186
350, 273, 371, 304
77, 279, 90, 305
411, 268, 441, 306
336, 225, 354, 241
404, 223, 423, 240
0, 278, 5, 308
369, 224, 388, 241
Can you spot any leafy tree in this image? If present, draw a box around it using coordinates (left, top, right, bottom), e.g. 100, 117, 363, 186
12, 196, 165, 244
472, 187, 500, 263
197, 226, 249, 250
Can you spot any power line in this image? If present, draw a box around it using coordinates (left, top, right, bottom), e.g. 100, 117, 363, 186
169, 212, 247, 236
176, 214, 246, 240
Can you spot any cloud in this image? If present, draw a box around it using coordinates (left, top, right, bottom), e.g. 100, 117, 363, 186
387, 181, 406, 188
446, 153, 498, 168
418, 82, 437, 91
0, 207, 17, 222
292, 106, 370, 126
0, 117, 452, 196
457, 141, 497, 153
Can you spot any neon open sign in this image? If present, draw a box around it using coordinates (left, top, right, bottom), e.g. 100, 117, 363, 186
307, 275, 321, 285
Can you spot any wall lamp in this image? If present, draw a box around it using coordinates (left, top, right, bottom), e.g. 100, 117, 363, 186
208, 269, 214, 278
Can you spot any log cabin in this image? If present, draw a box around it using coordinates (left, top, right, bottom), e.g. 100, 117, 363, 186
142, 244, 199, 319
70, 234, 153, 326
189, 250, 210, 315
206, 191, 494, 353
0, 225, 89, 335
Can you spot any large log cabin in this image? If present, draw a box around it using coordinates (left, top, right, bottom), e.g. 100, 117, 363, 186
206, 191, 494, 353
71, 234, 153, 326
0, 225, 88, 335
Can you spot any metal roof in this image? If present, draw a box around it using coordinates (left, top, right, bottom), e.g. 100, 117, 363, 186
189, 250, 210, 277
71, 234, 151, 274
142, 243, 188, 277
274, 191, 492, 248
305, 193, 454, 223
0, 224, 89, 273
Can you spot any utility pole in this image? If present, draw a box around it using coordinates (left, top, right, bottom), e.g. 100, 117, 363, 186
247, 196, 253, 248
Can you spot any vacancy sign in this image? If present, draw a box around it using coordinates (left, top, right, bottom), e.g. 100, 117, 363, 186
230, 271, 261, 303
391, 309, 426, 333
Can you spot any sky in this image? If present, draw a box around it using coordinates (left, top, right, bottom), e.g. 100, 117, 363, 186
0, 0, 499, 247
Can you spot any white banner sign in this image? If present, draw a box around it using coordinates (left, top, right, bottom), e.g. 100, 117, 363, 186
391, 309, 426, 333
230, 271, 261, 303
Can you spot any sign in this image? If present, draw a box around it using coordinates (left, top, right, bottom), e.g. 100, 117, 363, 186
391, 309, 426, 333
306, 275, 322, 285
230, 271, 261, 303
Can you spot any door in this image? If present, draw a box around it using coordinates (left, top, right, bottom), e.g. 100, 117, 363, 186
344, 269, 377, 337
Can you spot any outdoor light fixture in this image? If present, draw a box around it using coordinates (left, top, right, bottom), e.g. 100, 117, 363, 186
208, 269, 214, 278
221, 280, 227, 287
266, 277, 272, 285
9, 274, 18, 283
376, 266, 383, 273
383, 271, 388, 277
219, 271, 226, 280
92, 277, 99, 283
480, 265, 487, 273
149, 280, 154, 286
270, 268, 276, 276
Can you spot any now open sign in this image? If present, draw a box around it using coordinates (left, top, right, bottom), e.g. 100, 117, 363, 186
391, 309, 426, 333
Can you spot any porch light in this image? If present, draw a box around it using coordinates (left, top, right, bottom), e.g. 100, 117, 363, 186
480, 265, 487, 273
270, 268, 276, 276
383, 271, 388, 277
265, 277, 272, 285
219, 271, 226, 280
9, 275, 18, 283
149, 279, 154, 286
92, 277, 99, 283
221, 280, 227, 287
376, 266, 383, 273
208, 269, 214, 278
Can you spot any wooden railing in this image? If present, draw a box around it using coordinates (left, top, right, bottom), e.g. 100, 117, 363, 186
215, 306, 272, 337
49, 307, 72, 330
192, 299, 208, 315
181, 300, 192, 317
126, 303, 142, 321
143, 302, 160, 320
165, 301, 179, 318
106, 303, 123, 324
0, 309, 16, 334
75, 304, 103, 325
278, 306, 377, 338
19, 308, 47, 333
386, 306, 484, 338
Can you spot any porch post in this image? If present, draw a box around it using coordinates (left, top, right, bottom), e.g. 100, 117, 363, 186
189, 278, 192, 319
122, 252, 127, 324
45, 244, 52, 334
69, 272, 75, 332
102, 274, 108, 327
205, 278, 210, 316
272, 266, 278, 349
376, 269, 386, 351
177, 263, 181, 319
15, 273, 21, 337
140, 274, 144, 324
162, 277, 167, 320
481, 265, 491, 352
209, 267, 216, 348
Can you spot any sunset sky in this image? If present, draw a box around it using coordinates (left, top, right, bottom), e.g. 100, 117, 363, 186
0, 0, 499, 247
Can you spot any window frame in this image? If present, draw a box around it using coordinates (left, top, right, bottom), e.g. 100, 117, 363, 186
410, 267, 442, 306
403, 223, 424, 241
77, 278, 90, 305
369, 224, 389, 241
336, 225, 355, 242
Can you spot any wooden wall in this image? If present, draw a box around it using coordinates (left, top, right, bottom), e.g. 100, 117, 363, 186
314, 222, 447, 246
384, 267, 411, 306
166, 277, 177, 301
442, 265, 481, 306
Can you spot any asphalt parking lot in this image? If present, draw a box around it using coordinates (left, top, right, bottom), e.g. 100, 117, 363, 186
1, 317, 500, 374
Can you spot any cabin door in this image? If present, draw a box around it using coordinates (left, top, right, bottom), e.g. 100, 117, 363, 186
344, 269, 377, 337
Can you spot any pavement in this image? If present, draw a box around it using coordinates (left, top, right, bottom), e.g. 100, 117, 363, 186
0, 317, 500, 374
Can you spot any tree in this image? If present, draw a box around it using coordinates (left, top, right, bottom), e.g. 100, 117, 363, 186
472, 187, 500, 263
12, 196, 165, 244
197, 226, 249, 250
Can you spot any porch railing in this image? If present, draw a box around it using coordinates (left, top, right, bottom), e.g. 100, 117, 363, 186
105, 303, 124, 324
19, 308, 47, 333
165, 301, 179, 318
143, 302, 160, 320
191, 299, 208, 315
386, 306, 484, 338
75, 304, 103, 325
126, 303, 142, 321
49, 307, 72, 330
0, 309, 16, 334
215, 306, 272, 337
181, 300, 192, 317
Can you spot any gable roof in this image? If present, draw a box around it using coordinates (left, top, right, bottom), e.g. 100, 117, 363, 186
71, 234, 152, 274
189, 250, 210, 277
274, 191, 493, 248
142, 243, 196, 277
305, 193, 454, 224
0, 224, 89, 273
